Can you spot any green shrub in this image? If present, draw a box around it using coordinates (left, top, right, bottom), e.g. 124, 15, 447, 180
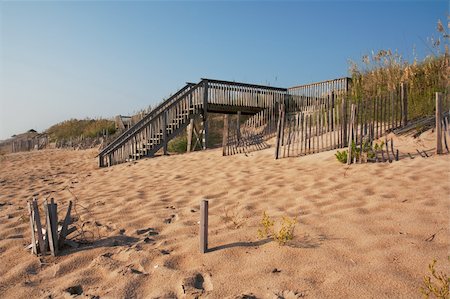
46, 118, 115, 142
257, 211, 296, 245
167, 136, 187, 153
420, 258, 449, 299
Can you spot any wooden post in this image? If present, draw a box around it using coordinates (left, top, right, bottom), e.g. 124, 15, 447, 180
202, 80, 209, 150
401, 83, 408, 127
275, 103, 285, 159
222, 114, 229, 156
236, 111, 241, 141
200, 200, 208, 254
44, 200, 56, 256
187, 118, 194, 153
50, 199, 58, 256
27, 201, 37, 255
59, 201, 72, 249
32, 199, 46, 255
347, 104, 356, 165
436, 92, 443, 154
162, 111, 168, 155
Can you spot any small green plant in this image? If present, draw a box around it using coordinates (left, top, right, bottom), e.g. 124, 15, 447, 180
335, 140, 383, 163
167, 136, 187, 153
335, 150, 348, 163
257, 211, 296, 245
420, 258, 449, 299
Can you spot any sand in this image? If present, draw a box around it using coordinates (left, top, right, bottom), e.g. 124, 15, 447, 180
0, 131, 449, 298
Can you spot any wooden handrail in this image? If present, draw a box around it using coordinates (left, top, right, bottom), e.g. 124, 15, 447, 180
99, 82, 197, 157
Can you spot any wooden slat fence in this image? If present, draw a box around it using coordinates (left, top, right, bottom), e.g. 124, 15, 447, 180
276, 84, 411, 159
223, 105, 279, 155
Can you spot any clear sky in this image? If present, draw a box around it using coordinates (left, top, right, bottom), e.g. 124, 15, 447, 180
0, 1, 447, 140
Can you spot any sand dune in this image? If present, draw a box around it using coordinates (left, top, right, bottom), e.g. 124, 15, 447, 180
0, 131, 448, 298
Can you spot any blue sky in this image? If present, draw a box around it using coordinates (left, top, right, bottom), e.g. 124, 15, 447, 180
0, 1, 447, 140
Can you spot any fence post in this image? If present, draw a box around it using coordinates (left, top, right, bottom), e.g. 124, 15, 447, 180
200, 199, 208, 253
401, 83, 408, 127
347, 104, 356, 165
187, 118, 194, 153
162, 111, 168, 155
275, 103, 285, 159
222, 114, 229, 156
436, 92, 443, 155
236, 111, 241, 141
202, 80, 209, 150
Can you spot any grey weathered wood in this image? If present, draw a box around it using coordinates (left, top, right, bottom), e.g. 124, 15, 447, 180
58, 201, 72, 249
186, 118, 194, 153
236, 111, 241, 141
401, 83, 408, 126
32, 199, 46, 255
44, 201, 56, 256
347, 104, 356, 165
275, 104, 285, 159
27, 201, 37, 255
162, 111, 168, 155
385, 136, 392, 163
202, 81, 209, 150
222, 114, 229, 156
436, 92, 443, 154
200, 200, 208, 254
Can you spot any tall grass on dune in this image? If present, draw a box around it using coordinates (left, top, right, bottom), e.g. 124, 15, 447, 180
46, 118, 116, 142
348, 19, 449, 119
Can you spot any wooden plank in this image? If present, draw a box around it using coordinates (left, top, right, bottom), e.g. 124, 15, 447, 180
50, 199, 58, 256
44, 201, 56, 256
202, 80, 209, 150
200, 200, 208, 254
347, 104, 356, 165
186, 118, 194, 153
58, 201, 73, 249
401, 83, 408, 126
436, 92, 443, 154
32, 199, 46, 255
275, 104, 285, 159
222, 114, 229, 156
27, 201, 37, 255
385, 136, 392, 163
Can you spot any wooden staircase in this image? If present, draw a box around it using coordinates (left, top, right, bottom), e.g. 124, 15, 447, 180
99, 81, 207, 167
99, 78, 288, 167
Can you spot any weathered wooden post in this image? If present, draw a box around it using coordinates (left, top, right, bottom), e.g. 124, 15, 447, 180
436, 92, 443, 155
347, 104, 356, 165
222, 114, 229, 156
236, 111, 241, 141
162, 110, 168, 155
202, 80, 209, 150
200, 199, 208, 254
275, 103, 285, 159
401, 83, 408, 127
187, 118, 194, 153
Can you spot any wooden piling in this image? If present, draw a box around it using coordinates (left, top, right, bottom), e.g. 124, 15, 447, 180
222, 114, 229, 156
200, 200, 208, 254
436, 92, 443, 155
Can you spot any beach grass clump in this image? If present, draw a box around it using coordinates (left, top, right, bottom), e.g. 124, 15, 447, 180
257, 211, 296, 245
47, 118, 116, 142
348, 19, 449, 119
419, 258, 449, 299
168, 136, 188, 153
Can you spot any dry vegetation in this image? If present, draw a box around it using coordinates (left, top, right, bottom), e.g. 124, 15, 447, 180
349, 19, 449, 119
46, 119, 116, 142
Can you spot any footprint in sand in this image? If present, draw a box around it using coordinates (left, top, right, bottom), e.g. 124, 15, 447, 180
273, 290, 306, 299
164, 214, 178, 224
180, 272, 213, 297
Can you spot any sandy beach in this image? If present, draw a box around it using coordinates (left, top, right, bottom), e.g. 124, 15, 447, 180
0, 131, 448, 298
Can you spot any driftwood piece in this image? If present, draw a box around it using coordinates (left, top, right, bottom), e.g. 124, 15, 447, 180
27, 201, 37, 255
44, 201, 56, 256
32, 199, 46, 255
59, 201, 73, 249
